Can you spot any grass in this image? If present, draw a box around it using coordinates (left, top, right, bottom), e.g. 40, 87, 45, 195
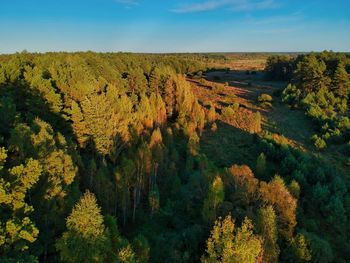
200, 121, 259, 168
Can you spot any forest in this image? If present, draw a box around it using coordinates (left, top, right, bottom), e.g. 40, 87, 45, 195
0, 51, 350, 263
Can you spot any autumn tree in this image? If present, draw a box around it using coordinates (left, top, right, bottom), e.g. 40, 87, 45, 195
202, 215, 262, 263
259, 176, 297, 239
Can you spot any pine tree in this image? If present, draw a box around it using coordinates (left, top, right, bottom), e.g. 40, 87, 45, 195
257, 206, 280, 263
79, 89, 132, 157
71, 100, 88, 147
202, 176, 224, 223
294, 55, 331, 93
290, 233, 312, 262
56, 191, 109, 263
163, 77, 176, 118
333, 63, 350, 97
149, 67, 161, 94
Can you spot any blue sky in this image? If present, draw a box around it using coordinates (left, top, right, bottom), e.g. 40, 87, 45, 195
0, 0, 349, 53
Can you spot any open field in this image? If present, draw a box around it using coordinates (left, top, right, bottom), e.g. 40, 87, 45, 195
189, 69, 349, 175
203, 52, 300, 70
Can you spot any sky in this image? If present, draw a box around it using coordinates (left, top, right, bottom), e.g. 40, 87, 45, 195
0, 0, 349, 53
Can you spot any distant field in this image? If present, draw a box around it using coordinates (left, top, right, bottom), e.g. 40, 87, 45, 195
200, 52, 300, 70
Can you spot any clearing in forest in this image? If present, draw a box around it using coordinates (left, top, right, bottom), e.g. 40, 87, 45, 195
189, 70, 348, 174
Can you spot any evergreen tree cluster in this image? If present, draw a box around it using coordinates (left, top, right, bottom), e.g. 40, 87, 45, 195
268, 52, 350, 160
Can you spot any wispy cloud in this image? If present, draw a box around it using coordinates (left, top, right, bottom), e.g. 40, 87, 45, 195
171, 0, 278, 14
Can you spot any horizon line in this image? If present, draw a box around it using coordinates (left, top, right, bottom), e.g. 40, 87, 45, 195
1, 50, 349, 55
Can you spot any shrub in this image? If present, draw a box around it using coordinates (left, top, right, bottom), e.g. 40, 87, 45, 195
221, 103, 239, 121
258, 94, 273, 103
221, 106, 236, 121
261, 102, 273, 109
199, 78, 206, 85
312, 135, 327, 150
231, 102, 240, 111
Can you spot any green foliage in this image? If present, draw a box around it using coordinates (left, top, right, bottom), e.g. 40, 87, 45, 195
202, 176, 224, 223
288, 180, 301, 199
133, 234, 150, 263
256, 153, 266, 178
0, 96, 17, 135
294, 54, 331, 93
202, 215, 262, 263
0, 147, 42, 260
290, 233, 312, 262
333, 63, 350, 97
257, 206, 279, 263
0, 51, 349, 262
305, 232, 334, 263
265, 55, 295, 81
312, 135, 327, 150
280, 52, 350, 154
56, 191, 109, 263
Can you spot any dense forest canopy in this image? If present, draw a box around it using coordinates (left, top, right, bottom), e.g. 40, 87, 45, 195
0, 51, 349, 263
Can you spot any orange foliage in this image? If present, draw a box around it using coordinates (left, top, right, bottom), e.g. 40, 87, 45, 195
259, 177, 297, 238
222, 108, 261, 134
